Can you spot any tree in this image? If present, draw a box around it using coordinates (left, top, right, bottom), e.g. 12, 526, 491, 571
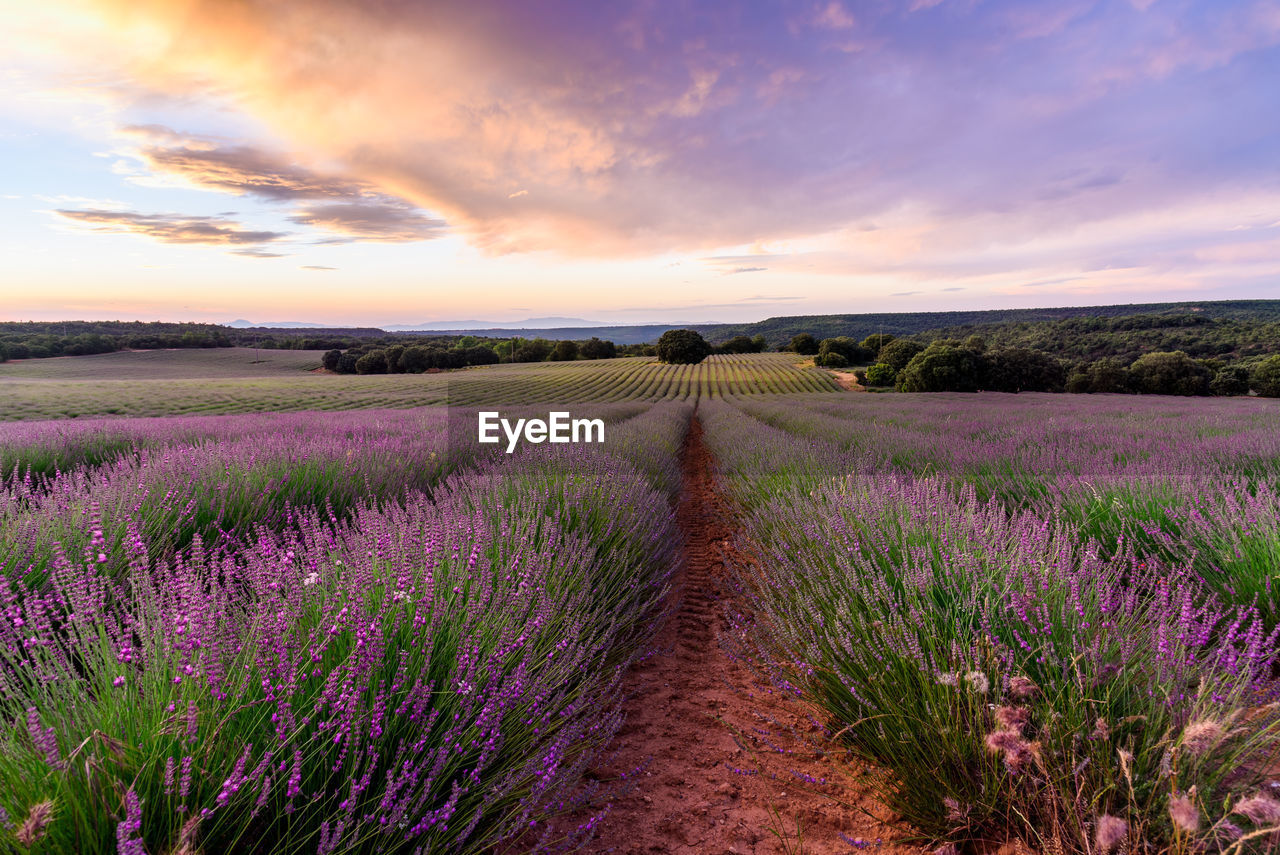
1069, 357, 1132, 394
336, 352, 361, 374
656, 329, 712, 364
897, 343, 981, 392
354, 350, 389, 375
384, 344, 406, 373
818, 336, 872, 365
861, 333, 895, 356
865, 363, 897, 386
982, 348, 1065, 393
878, 339, 925, 372
581, 337, 616, 359
513, 339, 552, 363
1128, 351, 1211, 396
549, 340, 579, 361
717, 335, 762, 354
814, 351, 848, 368
789, 333, 819, 355
400, 345, 433, 373
1253, 354, 1280, 397
1210, 365, 1250, 397
321, 349, 341, 371
751, 334, 768, 352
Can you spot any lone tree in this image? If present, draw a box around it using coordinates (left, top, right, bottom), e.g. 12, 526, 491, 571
656, 329, 712, 364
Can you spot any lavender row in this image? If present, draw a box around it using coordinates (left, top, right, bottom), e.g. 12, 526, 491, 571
0, 404, 690, 853
700, 397, 1280, 852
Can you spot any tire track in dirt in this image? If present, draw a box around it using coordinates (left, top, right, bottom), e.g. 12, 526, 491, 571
543, 414, 921, 854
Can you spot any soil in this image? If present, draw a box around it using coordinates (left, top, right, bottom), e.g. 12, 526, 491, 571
828, 371, 866, 392
532, 416, 920, 854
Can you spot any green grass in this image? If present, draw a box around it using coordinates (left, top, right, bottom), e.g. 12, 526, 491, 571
0, 353, 842, 420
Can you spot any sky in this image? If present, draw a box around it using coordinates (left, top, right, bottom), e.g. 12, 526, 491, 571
1, 0, 1279, 327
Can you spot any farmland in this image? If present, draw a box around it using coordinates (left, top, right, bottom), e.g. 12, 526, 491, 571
2, 355, 1279, 854
0, 351, 838, 421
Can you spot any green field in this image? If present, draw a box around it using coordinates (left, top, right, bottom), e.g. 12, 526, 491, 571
0, 351, 841, 420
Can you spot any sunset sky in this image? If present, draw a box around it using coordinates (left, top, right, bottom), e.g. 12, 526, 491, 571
2, 0, 1279, 326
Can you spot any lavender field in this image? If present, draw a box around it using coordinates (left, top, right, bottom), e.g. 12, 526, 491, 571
0, 403, 690, 853
2, 392, 1279, 853
702, 393, 1280, 852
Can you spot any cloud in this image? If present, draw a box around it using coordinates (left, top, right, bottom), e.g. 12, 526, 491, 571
116, 126, 447, 243
726, 266, 767, 275
231, 247, 287, 258
302, 264, 337, 270
507, 189, 528, 199
814, 2, 855, 30
17, 0, 1280, 277
890, 290, 922, 296
55, 209, 287, 247
288, 203, 445, 242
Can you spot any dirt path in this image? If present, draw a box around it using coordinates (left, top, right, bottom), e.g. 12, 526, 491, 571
543, 416, 918, 854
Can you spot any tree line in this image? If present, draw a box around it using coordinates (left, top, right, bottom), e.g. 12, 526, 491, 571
781, 330, 1280, 397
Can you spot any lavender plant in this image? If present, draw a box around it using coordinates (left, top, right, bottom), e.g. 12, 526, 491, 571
0, 405, 687, 853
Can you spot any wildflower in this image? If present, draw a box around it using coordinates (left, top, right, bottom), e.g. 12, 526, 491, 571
995, 705, 1030, 732
116, 789, 145, 855
1179, 719, 1226, 757
933, 844, 959, 855
303, 572, 320, 587
1169, 790, 1199, 833
1007, 675, 1039, 700
1090, 718, 1111, 740
937, 672, 959, 687
985, 728, 1035, 772
16, 801, 54, 846
1233, 794, 1280, 826
942, 797, 969, 823
113, 675, 126, 688
1094, 814, 1127, 854
964, 671, 990, 694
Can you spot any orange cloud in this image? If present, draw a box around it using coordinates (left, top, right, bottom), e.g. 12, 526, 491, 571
56, 209, 287, 247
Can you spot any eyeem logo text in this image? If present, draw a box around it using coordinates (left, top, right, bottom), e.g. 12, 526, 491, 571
477, 411, 605, 453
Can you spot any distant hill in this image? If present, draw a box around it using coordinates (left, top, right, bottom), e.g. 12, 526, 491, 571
399, 323, 691, 345
386, 316, 605, 331
226, 319, 331, 328
696, 300, 1280, 346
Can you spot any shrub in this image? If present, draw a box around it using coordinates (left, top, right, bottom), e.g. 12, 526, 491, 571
865, 362, 897, 386
814, 351, 848, 368
1209, 365, 1250, 396
1253, 354, 1280, 397
656, 329, 712, 364
897, 343, 981, 392
1128, 351, 1211, 396
321, 349, 341, 371
983, 348, 1065, 393
354, 349, 389, 375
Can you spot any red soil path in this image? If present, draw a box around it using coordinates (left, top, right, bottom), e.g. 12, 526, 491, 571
541, 416, 922, 854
